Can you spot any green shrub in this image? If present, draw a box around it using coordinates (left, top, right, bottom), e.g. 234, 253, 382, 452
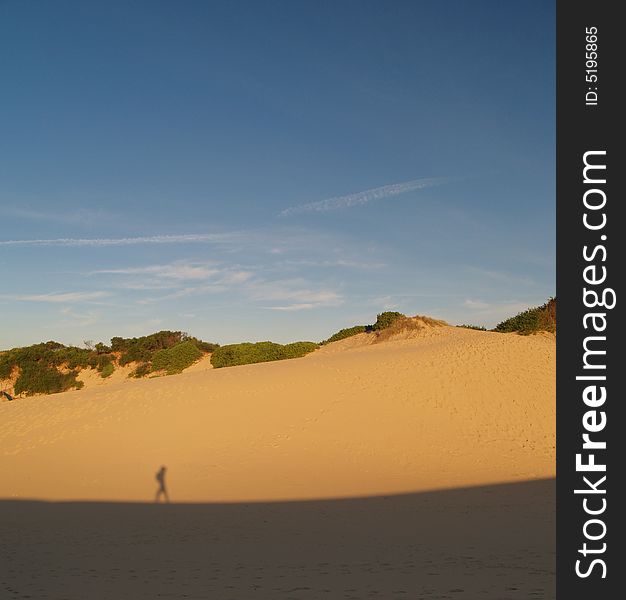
151, 341, 203, 375
211, 341, 318, 369
94, 342, 111, 354
458, 324, 487, 331
112, 331, 183, 364
14, 363, 81, 396
196, 340, 220, 353
494, 298, 556, 334
323, 325, 367, 344
281, 342, 319, 357
0, 330, 219, 394
94, 354, 113, 372
372, 311, 405, 331
100, 362, 115, 378
55, 346, 93, 369
211, 342, 281, 368
117, 346, 150, 366
130, 362, 152, 378
0, 354, 14, 379
0, 342, 98, 380
111, 331, 217, 365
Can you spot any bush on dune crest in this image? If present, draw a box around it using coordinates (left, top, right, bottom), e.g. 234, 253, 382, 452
323, 312, 451, 345
494, 298, 556, 335
372, 311, 405, 331
211, 341, 318, 368
457, 324, 487, 331
13, 362, 83, 396
111, 331, 217, 366
283, 341, 319, 357
371, 314, 447, 343
0, 331, 218, 395
151, 340, 204, 375
0, 342, 92, 395
323, 312, 408, 345
109, 331, 216, 376
322, 325, 368, 344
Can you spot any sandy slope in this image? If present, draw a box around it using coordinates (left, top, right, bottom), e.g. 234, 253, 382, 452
0, 326, 554, 502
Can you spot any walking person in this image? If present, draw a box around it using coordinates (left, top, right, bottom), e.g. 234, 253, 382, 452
155, 465, 169, 503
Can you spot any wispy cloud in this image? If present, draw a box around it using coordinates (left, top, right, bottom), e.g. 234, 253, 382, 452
466, 267, 537, 287
369, 295, 401, 310
250, 284, 343, 311
461, 298, 538, 325
93, 263, 222, 281
0, 233, 245, 247
276, 258, 386, 270
124, 318, 164, 335
121, 267, 344, 311
4, 291, 111, 303
55, 307, 101, 327
463, 299, 492, 310
90, 261, 254, 301
279, 177, 448, 216
0, 207, 115, 226
264, 303, 325, 311
136, 285, 231, 304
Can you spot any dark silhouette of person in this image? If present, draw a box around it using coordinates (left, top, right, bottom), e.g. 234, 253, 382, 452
155, 465, 169, 503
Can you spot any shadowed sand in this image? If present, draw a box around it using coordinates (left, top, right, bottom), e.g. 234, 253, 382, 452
0, 479, 555, 599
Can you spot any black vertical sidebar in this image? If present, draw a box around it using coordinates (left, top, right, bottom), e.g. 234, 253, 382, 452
557, 0, 623, 597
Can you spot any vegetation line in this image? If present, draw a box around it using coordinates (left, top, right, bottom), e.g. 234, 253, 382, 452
0, 302, 555, 398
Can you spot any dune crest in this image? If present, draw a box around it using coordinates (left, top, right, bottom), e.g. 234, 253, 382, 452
318, 315, 448, 352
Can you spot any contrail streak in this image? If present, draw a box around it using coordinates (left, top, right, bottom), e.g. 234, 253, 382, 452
279, 177, 448, 216
0, 233, 244, 247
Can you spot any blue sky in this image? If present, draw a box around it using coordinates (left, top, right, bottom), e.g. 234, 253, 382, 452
0, 1, 555, 348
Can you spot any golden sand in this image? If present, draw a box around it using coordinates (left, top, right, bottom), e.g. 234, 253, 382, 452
0, 325, 554, 502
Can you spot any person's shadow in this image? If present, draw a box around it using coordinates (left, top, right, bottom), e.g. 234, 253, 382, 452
154, 465, 170, 503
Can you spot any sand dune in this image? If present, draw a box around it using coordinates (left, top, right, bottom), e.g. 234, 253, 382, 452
0, 325, 554, 502
0, 325, 555, 598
